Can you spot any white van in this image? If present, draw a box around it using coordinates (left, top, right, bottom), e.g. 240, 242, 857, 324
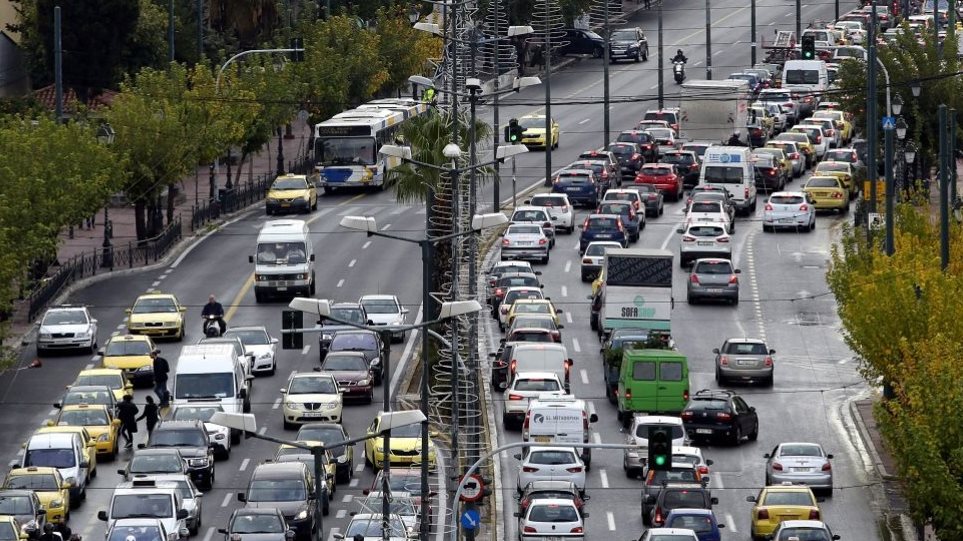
523, 397, 599, 467
249, 220, 315, 302
173, 344, 253, 413
19, 432, 91, 502
97, 479, 188, 538
507, 343, 574, 391
698, 146, 758, 215
782, 60, 828, 94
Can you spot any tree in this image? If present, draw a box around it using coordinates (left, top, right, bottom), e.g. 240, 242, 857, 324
374, 6, 442, 95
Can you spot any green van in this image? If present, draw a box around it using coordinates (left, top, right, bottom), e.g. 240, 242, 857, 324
617, 348, 690, 426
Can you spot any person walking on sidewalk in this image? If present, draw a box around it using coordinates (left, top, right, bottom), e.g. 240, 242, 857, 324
152, 349, 171, 408
137, 395, 160, 437
116, 395, 139, 449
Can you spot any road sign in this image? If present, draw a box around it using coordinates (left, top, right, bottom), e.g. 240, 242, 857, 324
882, 116, 896, 129
459, 474, 485, 502
868, 213, 883, 230
460, 508, 481, 530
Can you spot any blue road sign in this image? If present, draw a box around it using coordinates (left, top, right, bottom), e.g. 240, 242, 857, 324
460, 509, 481, 530
882, 116, 896, 129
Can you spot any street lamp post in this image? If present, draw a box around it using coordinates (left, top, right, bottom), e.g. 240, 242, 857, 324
96, 123, 116, 268
883, 118, 895, 255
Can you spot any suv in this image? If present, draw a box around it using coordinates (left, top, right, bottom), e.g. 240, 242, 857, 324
144, 420, 215, 489
660, 151, 701, 188
617, 130, 659, 162
579, 214, 627, 253
647, 483, 718, 527
596, 200, 643, 243
238, 462, 318, 541
623, 415, 687, 478
609, 27, 649, 62
682, 389, 759, 445
642, 109, 681, 136
678, 223, 731, 267
528, 193, 576, 233
714, 338, 775, 386
551, 170, 602, 208
560, 28, 605, 57
37, 305, 98, 355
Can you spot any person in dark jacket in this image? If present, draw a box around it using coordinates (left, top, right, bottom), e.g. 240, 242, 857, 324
151, 349, 170, 408
727, 132, 749, 146
201, 294, 226, 335
116, 395, 139, 449
136, 395, 160, 436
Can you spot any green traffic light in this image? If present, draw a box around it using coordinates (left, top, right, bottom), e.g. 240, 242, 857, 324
654, 456, 666, 466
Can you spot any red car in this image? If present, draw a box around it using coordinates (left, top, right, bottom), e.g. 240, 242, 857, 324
635, 163, 684, 201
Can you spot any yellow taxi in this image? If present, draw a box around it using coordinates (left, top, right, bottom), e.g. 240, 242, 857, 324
266, 173, 318, 215
752, 148, 793, 180
0, 515, 29, 540
518, 114, 560, 149
3, 467, 70, 524
99, 334, 156, 387
814, 161, 855, 195
32, 425, 98, 478
125, 292, 186, 340
49, 404, 121, 460
71, 368, 133, 402
364, 412, 437, 470
273, 442, 336, 498
774, 133, 816, 168
506, 299, 562, 328
812, 110, 853, 143
747, 484, 822, 540
803, 176, 850, 213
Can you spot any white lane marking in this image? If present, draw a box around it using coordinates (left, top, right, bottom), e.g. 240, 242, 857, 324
301, 345, 311, 355
713, 50, 723, 56
336, 510, 346, 519
240, 458, 250, 471
768, 21, 776, 25
89, 355, 99, 362
163, 268, 172, 275
348, 259, 357, 268
716, 476, 725, 489
326, 529, 341, 541
564, 261, 571, 273
272, 398, 282, 410
116, 323, 125, 330
349, 478, 359, 487
48, 409, 59, 416
726, 513, 737, 533
151, 281, 161, 287
561, 286, 568, 297
111, 331, 120, 337
599, 468, 610, 489
580, 369, 589, 385
607, 511, 616, 531
362, 241, 371, 250
258, 427, 267, 435
784, 11, 793, 16
572, 337, 581, 353
381, 224, 392, 231
221, 493, 233, 507
337, 279, 345, 288
355, 463, 365, 472
84, 363, 94, 370
202, 527, 215, 541
592, 432, 601, 444
565, 312, 573, 324
578, 118, 591, 125
341, 494, 353, 503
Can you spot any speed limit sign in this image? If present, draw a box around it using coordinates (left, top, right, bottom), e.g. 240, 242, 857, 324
459, 474, 485, 503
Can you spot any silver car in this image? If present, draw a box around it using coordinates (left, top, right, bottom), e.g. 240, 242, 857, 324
37, 305, 98, 355
501, 224, 550, 264
515, 447, 586, 494
762, 191, 816, 232
686, 258, 740, 305
580, 241, 623, 282
764, 442, 834, 495
678, 223, 731, 267
623, 415, 688, 478
713, 338, 775, 386
139, 474, 204, 535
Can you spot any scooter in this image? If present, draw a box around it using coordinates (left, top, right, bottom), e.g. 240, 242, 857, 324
203, 315, 225, 338
673, 61, 686, 84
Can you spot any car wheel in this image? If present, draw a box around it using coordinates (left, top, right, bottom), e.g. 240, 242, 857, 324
231, 429, 241, 445
749, 422, 759, 441
283, 419, 295, 430
659, 203, 664, 215
810, 218, 816, 230
732, 295, 739, 306
593, 47, 603, 58
762, 224, 772, 233
730, 425, 742, 446
541, 253, 550, 264
268, 361, 276, 376
715, 367, 725, 385
633, 52, 641, 62
322, 496, 330, 516
643, 49, 648, 61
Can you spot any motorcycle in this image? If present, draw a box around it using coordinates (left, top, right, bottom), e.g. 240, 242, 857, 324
673, 61, 686, 84
203, 314, 225, 338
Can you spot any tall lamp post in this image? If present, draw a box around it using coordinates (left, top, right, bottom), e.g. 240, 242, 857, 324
96, 123, 116, 268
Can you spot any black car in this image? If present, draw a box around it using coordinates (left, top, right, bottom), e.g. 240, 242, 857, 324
566, 159, 618, 193
559, 28, 605, 57
681, 389, 759, 446
752, 154, 787, 192
660, 151, 701, 188
318, 302, 368, 360
640, 465, 708, 520
488, 342, 515, 390
607, 142, 645, 180
601, 329, 655, 403
490, 272, 543, 314
0, 489, 46, 536
608, 27, 649, 62
238, 462, 319, 541
589, 288, 603, 333
296, 423, 353, 484
646, 483, 717, 527
327, 330, 384, 384
143, 420, 215, 489
616, 130, 660, 162
118, 448, 188, 480
631, 184, 665, 217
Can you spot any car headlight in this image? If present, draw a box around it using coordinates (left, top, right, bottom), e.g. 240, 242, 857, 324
294, 510, 308, 521
50, 499, 63, 509
293, 197, 306, 203
76, 331, 91, 339
267, 198, 278, 204
97, 433, 110, 442
188, 457, 209, 467
356, 378, 370, 386
213, 433, 226, 440
258, 352, 272, 360
321, 333, 333, 341
287, 402, 302, 410
322, 402, 338, 410
39, 332, 52, 339
370, 358, 381, 366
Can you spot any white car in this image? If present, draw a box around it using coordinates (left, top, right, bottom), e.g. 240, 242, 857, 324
168, 404, 234, 457
359, 294, 408, 342
762, 191, 816, 232
281, 372, 343, 429
678, 222, 732, 267
515, 446, 586, 494
791, 125, 828, 159
224, 326, 278, 375
134, 474, 203, 534
501, 224, 551, 264
623, 415, 688, 477
37, 304, 98, 355
502, 371, 566, 428
644, 127, 679, 155
528, 193, 576, 234
580, 241, 623, 282
516, 498, 586, 541
639, 528, 700, 541
105, 518, 187, 541
510, 206, 556, 247
684, 200, 733, 234
671, 445, 714, 482
362, 492, 419, 535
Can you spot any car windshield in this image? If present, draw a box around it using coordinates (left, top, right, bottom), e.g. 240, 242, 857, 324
43, 311, 87, 325
132, 298, 177, 314
694, 261, 733, 274
687, 226, 724, 238
585, 244, 618, 257
107, 525, 164, 541
777, 528, 832, 541
174, 373, 234, 399
322, 354, 368, 371
105, 340, 152, 356
667, 514, 713, 533
248, 479, 306, 502
508, 225, 542, 235
317, 137, 376, 166
780, 444, 823, 457
610, 30, 638, 40
4, 474, 59, 491
642, 166, 673, 176
504, 291, 542, 304
75, 374, 123, 389
529, 504, 579, 522
0, 495, 32, 515
272, 177, 308, 190
608, 144, 635, 155
129, 454, 182, 473
763, 491, 814, 506
703, 165, 744, 183
231, 514, 285, 534
636, 424, 685, 439
111, 493, 173, 518
151, 429, 206, 447
529, 451, 577, 465
296, 427, 346, 452
0, 523, 17, 541
63, 390, 111, 405
818, 163, 848, 173
345, 518, 406, 538
383, 423, 422, 437
514, 378, 561, 392
289, 377, 337, 394
724, 342, 769, 354
690, 202, 722, 213
807, 178, 840, 188
556, 174, 590, 184
225, 329, 270, 345
24, 449, 75, 469
59, 409, 109, 426
361, 299, 398, 314
330, 333, 377, 351
256, 242, 307, 265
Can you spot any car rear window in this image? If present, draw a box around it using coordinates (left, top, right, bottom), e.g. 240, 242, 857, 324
528, 504, 578, 523
667, 515, 713, 533
529, 450, 577, 465
780, 444, 823, 456
588, 217, 619, 229
770, 195, 804, 205
663, 490, 708, 508
618, 132, 653, 144
660, 362, 684, 381
500, 277, 537, 287
515, 378, 561, 392
663, 154, 694, 164
636, 424, 685, 439
557, 174, 590, 184
531, 196, 565, 207
599, 204, 631, 215
606, 192, 637, 202
762, 491, 814, 506
585, 243, 617, 256
806, 178, 840, 188
688, 226, 724, 237
693, 261, 733, 274
608, 144, 635, 155
508, 225, 542, 235
513, 210, 548, 221
687, 398, 728, 411
644, 112, 678, 124
703, 165, 744, 183
818, 162, 848, 172
642, 166, 673, 176
690, 202, 721, 213
651, 469, 699, 483
511, 331, 553, 342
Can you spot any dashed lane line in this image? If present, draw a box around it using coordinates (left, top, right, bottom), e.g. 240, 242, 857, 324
362, 241, 371, 250
599, 468, 610, 489
301, 345, 311, 355
726, 513, 737, 533
220, 493, 233, 507
337, 279, 345, 288
349, 478, 359, 487
607, 511, 616, 531
572, 337, 581, 353
355, 463, 365, 472
151, 281, 161, 287
336, 510, 346, 519
578, 118, 591, 125
326, 529, 341, 541
202, 527, 215, 541
564, 261, 571, 273
348, 259, 357, 268
240, 458, 250, 471
341, 494, 353, 503
580, 369, 589, 385
561, 286, 568, 297
257, 427, 266, 435
272, 398, 282, 410
84, 363, 94, 370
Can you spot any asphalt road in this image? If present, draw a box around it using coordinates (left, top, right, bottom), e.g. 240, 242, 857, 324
0, 1, 881, 541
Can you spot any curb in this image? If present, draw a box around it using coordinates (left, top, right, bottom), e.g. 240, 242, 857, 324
847, 398, 896, 481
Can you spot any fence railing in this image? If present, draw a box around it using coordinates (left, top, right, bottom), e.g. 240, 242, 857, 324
27, 217, 183, 321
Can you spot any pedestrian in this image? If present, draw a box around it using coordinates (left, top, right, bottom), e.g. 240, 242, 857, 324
136, 395, 159, 436
644, 0, 651, 9
151, 349, 171, 408
116, 395, 139, 449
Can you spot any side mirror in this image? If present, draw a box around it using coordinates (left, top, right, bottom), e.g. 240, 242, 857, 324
80, 459, 90, 469
429, 430, 440, 438
112, 419, 121, 426
557, 324, 565, 329
53, 403, 62, 409
555, 308, 563, 313
45, 420, 55, 427
763, 453, 771, 458
746, 495, 757, 503
710, 497, 719, 505
238, 389, 248, 399
712, 348, 720, 354
498, 382, 508, 390
717, 524, 725, 529
589, 413, 599, 423
705, 458, 713, 466
176, 509, 189, 520
36, 509, 46, 516
827, 454, 834, 459
361, 489, 370, 496
271, 337, 279, 344
734, 269, 742, 274
285, 531, 296, 540
676, 227, 684, 234
582, 512, 590, 518
513, 453, 522, 460
280, 389, 287, 394
831, 536, 840, 540
512, 512, 521, 518
309, 254, 316, 262
644, 494, 656, 504
816, 497, 826, 503
97, 511, 109, 521
125, 309, 132, 315
137, 443, 147, 449
236, 492, 247, 502
117, 469, 126, 476
248, 255, 254, 263
749, 406, 756, 412
769, 349, 776, 354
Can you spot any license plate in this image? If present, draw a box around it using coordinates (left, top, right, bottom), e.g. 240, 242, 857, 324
596, 234, 610, 238
543, 538, 562, 541
738, 359, 754, 366
303, 411, 325, 417
778, 218, 795, 223
534, 436, 551, 443
517, 241, 533, 246
697, 241, 714, 246
567, 187, 581, 192
280, 203, 291, 207
277, 286, 287, 291
791, 467, 812, 472
696, 428, 713, 434
707, 288, 724, 293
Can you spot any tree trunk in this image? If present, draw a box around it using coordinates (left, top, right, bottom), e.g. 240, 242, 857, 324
235, 152, 249, 186
166, 184, 177, 225
134, 199, 148, 242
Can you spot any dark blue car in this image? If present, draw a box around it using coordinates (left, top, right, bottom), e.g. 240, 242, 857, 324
663, 508, 724, 541
552, 170, 601, 208
596, 200, 643, 243
578, 214, 627, 253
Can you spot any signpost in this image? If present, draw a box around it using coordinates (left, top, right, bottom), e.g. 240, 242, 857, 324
459, 474, 486, 502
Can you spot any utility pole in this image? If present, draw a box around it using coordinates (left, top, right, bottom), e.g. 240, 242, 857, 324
544, 0, 554, 187
602, 0, 611, 146
705, 0, 712, 79
866, 0, 879, 245
750, 0, 757, 65
796, 0, 802, 43
939, 105, 949, 270
491, 0, 502, 210
884, 120, 895, 255
197, 0, 203, 60
657, 0, 664, 109
418, 193, 433, 541
54, 6, 63, 124
169, 0, 175, 62
379, 331, 392, 541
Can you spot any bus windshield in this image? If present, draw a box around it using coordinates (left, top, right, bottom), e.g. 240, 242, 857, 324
317, 138, 376, 166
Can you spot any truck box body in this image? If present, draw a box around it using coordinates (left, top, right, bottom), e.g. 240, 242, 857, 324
679, 80, 750, 144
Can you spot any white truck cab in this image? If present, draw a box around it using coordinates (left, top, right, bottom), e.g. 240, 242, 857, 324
250, 220, 315, 302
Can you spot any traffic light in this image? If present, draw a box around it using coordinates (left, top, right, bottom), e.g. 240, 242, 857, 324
504, 118, 523, 143
801, 35, 815, 60
281, 309, 303, 350
648, 425, 671, 471
290, 37, 304, 62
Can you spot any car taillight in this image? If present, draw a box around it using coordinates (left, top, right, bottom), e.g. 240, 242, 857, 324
815, 136, 822, 143
809, 509, 821, 520
495, 288, 504, 297
582, 218, 589, 228
570, 527, 584, 534
510, 359, 517, 373
509, 394, 524, 400
489, 279, 496, 286
719, 355, 729, 367
716, 412, 732, 420
690, 274, 700, 284
790, 152, 800, 159
523, 526, 537, 533
632, 153, 641, 160
493, 360, 506, 368
764, 203, 774, 211
625, 389, 632, 399
523, 412, 531, 431
681, 410, 694, 420
538, 238, 548, 245
698, 465, 709, 475
683, 389, 689, 400
566, 466, 583, 473
758, 509, 770, 520
744, 187, 750, 199
502, 238, 510, 246
729, 274, 739, 284
799, 203, 809, 212
764, 356, 773, 367
718, 236, 730, 243
654, 508, 663, 525
520, 497, 530, 509
822, 462, 832, 471
767, 169, 776, 176
832, 192, 844, 199
772, 462, 783, 471
582, 258, 592, 264
616, 221, 625, 232
551, 331, 561, 342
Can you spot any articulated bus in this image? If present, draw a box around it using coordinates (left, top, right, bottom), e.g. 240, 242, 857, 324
313, 98, 430, 194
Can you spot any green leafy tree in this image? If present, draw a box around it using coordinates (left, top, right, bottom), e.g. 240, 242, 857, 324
374, 6, 442, 95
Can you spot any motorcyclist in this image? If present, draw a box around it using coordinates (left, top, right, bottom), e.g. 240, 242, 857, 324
671, 49, 688, 64
38, 524, 62, 541
727, 131, 749, 147
201, 294, 226, 335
